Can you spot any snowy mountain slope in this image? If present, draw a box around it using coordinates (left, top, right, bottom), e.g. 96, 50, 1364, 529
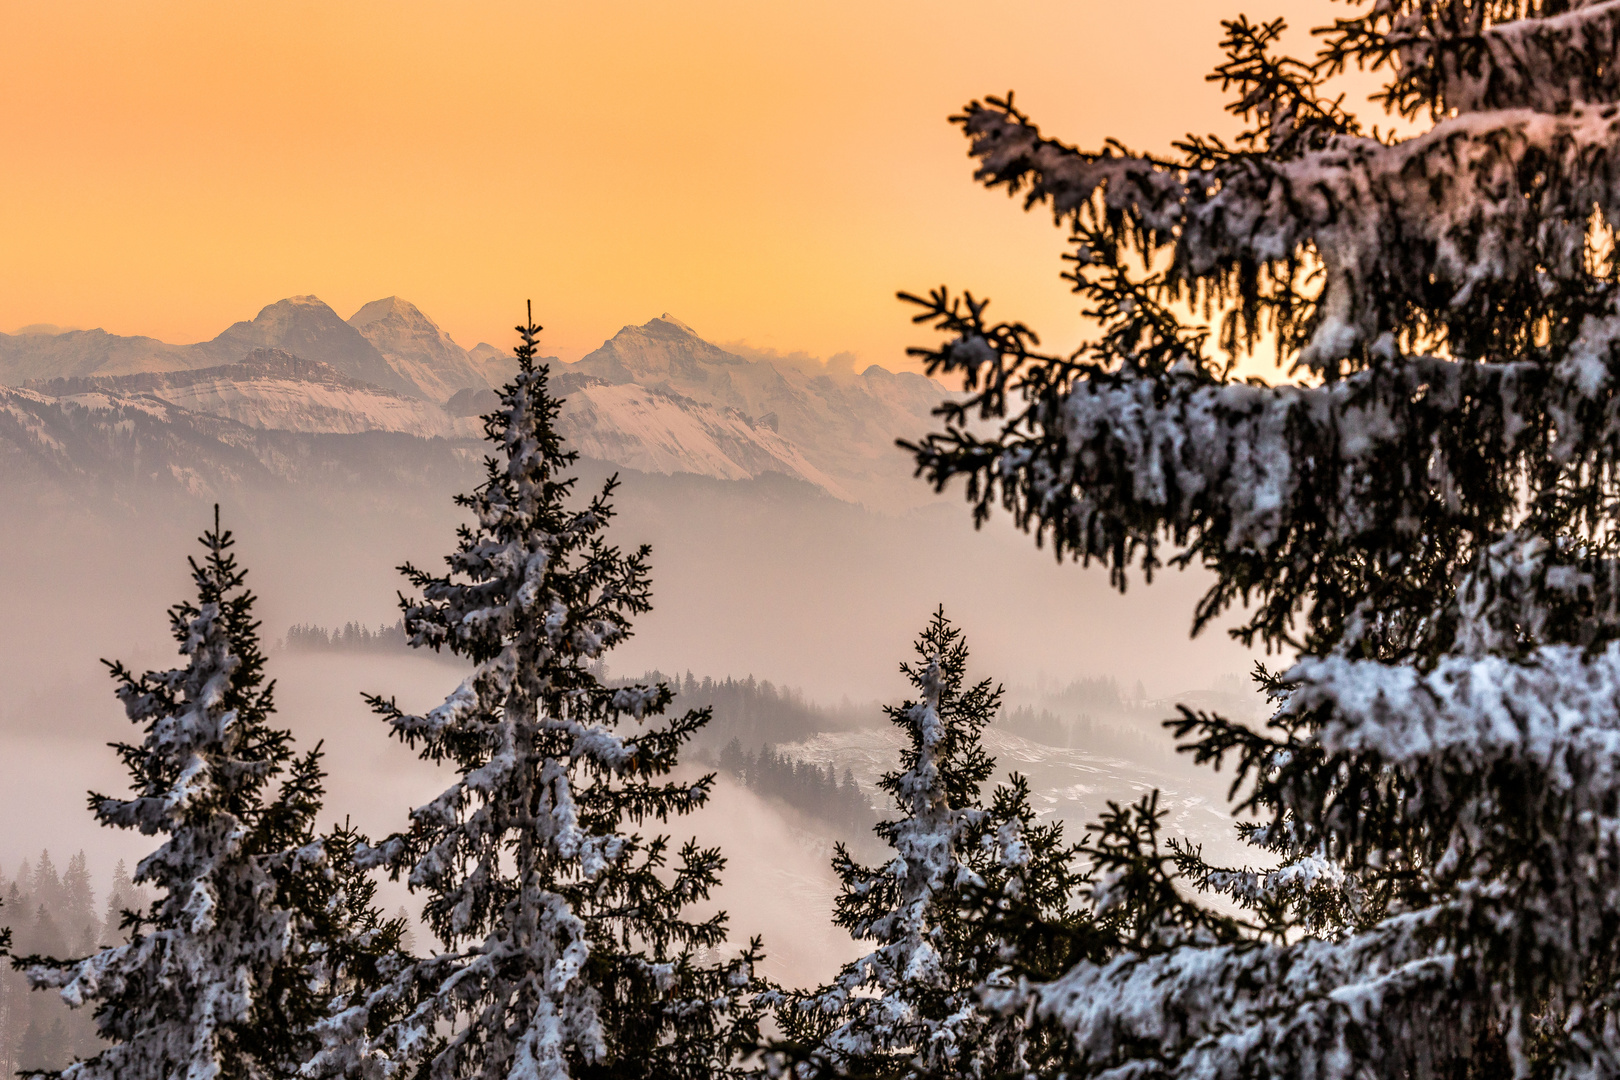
0, 383, 481, 498
570, 315, 948, 508
0, 384, 281, 493
11, 351, 853, 492
29, 350, 477, 439
549, 373, 849, 496
348, 296, 494, 403
0, 368, 844, 498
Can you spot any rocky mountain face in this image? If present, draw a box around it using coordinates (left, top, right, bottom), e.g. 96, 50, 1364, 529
1, 305, 947, 509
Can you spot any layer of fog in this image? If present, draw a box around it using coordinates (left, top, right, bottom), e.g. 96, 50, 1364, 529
0, 465, 1265, 987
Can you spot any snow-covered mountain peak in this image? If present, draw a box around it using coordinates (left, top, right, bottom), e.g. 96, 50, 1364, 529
345, 296, 492, 403
347, 295, 426, 329
574, 316, 751, 387
566, 315, 948, 509
233, 295, 348, 334
205, 295, 416, 397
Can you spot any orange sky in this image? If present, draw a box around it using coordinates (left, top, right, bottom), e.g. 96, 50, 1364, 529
2, 1, 1364, 369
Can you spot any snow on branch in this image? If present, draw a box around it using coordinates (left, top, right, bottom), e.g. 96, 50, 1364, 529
1005, 908, 1472, 1080
961, 94, 1620, 371
1328, 0, 1620, 118
909, 317, 1620, 652
1003, 641, 1620, 1077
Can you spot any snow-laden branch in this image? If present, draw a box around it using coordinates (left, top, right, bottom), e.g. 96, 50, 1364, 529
1003, 642, 1620, 1078
964, 95, 1620, 370
1003, 908, 1468, 1080
1339, 0, 1620, 117
911, 300, 1620, 653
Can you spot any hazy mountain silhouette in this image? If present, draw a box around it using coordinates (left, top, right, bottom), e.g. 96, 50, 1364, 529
0, 328, 196, 384
198, 296, 417, 397
347, 296, 501, 402
0, 306, 948, 508
1, 296, 498, 403
574, 314, 946, 507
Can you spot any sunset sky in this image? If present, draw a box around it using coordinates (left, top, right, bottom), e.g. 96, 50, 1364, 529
3, 1, 1360, 370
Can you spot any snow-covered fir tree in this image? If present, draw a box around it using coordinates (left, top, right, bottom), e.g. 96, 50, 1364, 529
18, 511, 386, 1080
778, 610, 1082, 1079
309, 308, 767, 1080
899, 2, 1620, 1075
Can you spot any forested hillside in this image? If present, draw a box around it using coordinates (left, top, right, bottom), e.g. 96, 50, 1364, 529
0, 855, 149, 1075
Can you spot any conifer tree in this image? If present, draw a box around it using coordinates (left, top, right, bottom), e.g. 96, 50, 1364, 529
19, 511, 383, 1080
102, 862, 137, 947
779, 610, 1082, 1078
312, 308, 767, 1080
60, 854, 94, 956
902, 2, 1620, 1075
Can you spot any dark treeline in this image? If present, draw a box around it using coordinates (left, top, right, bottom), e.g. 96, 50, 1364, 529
659, 670, 877, 836
717, 739, 873, 837
0, 853, 149, 1076
283, 620, 408, 653
654, 670, 864, 751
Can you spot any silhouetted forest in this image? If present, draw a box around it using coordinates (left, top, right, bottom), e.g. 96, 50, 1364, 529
0, 853, 150, 1075
717, 739, 873, 836
656, 670, 865, 750
283, 620, 409, 653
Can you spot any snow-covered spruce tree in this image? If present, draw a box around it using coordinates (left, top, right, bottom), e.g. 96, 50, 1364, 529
17, 511, 386, 1080
778, 609, 1083, 1079
312, 309, 767, 1080
900, 4, 1620, 1076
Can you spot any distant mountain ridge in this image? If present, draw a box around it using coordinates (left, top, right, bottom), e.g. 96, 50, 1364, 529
348, 296, 501, 403
0, 302, 948, 508
0, 383, 481, 499
572, 314, 946, 506
26, 349, 476, 440
0, 295, 506, 403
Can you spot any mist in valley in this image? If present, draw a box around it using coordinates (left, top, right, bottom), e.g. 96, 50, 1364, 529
0, 449, 1266, 998
0, 298, 1274, 1080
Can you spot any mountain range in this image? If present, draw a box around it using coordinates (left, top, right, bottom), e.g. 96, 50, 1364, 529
0, 295, 511, 400
0, 298, 947, 507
